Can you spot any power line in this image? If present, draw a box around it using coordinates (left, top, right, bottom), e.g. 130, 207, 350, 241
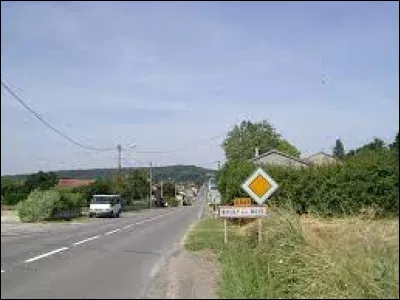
1, 79, 115, 151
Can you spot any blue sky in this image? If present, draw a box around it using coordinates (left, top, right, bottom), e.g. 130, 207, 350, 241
1, 1, 398, 175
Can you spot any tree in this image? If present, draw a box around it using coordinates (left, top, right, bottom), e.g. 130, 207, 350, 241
389, 132, 399, 152
161, 182, 176, 198
23, 171, 58, 192
87, 179, 113, 197
346, 137, 386, 157
120, 170, 149, 204
222, 120, 300, 161
333, 139, 345, 158
366, 137, 385, 151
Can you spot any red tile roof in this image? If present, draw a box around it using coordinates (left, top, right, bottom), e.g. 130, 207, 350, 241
58, 179, 95, 188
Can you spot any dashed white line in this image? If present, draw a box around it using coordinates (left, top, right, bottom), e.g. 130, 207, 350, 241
24, 247, 69, 263
1, 270, 4, 273
73, 235, 100, 246
20, 210, 178, 266
105, 229, 121, 235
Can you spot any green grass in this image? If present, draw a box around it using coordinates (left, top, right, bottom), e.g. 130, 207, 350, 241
185, 207, 399, 299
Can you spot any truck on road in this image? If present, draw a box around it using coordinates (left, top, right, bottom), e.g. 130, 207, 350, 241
89, 195, 123, 218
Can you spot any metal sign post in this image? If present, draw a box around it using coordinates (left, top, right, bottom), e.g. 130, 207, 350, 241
224, 219, 228, 244
217, 167, 279, 245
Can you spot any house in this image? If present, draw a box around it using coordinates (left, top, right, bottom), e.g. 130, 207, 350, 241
252, 149, 310, 169
252, 148, 340, 168
303, 151, 340, 166
58, 178, 96, 189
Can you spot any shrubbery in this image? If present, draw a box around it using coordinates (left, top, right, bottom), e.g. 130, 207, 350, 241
1, 171, 58, 205
167, 197, 179, 207
16, 189, 86, 222
17, 189, 60, 222
217, 148, 399, 217
1, 192, 29, 205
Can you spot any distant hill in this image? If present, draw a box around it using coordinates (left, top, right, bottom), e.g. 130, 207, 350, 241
2, 165, 216, 185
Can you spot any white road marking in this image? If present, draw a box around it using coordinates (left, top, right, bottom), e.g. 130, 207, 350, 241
133, 211, 175, 226
24, 247, 69, 263
72, 235, 100, 246
20, 210, 179, 266
105, 229, 121, 235
1, 270, 4, 273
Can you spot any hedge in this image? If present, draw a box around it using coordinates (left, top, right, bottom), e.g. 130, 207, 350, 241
217, 148, 398, 217
1, 192, 29, 205
16, 189, 86, 222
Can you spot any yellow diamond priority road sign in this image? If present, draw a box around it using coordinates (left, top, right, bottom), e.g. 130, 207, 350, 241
241, 167, 279, 204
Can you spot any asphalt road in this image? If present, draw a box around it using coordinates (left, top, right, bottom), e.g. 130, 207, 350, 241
1, 189, 206, 299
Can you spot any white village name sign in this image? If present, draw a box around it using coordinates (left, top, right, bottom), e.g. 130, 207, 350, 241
219, 206, 267, 218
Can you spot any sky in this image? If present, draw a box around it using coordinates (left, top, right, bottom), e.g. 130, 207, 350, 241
1, 1, 399, 175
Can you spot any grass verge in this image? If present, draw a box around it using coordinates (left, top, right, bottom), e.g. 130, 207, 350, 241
184, 207, 399, 299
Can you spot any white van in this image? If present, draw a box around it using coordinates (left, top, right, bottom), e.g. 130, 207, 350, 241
89, 195, 122, 218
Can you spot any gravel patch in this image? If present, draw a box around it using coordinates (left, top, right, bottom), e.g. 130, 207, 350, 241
146, 248, 220, 299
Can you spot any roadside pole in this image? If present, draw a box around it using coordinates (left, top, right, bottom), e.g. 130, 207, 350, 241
149, 162, 152, 208
224, 218, 228, 244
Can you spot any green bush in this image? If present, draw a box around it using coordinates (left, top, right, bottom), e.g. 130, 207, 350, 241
1, 192, 29, 205
16, 189, 86, 222
167, 197, 179, 207
217, 148, 399, 217
16, 189, 61, 222
1, 179, 30, 205
59, 192, 86, 209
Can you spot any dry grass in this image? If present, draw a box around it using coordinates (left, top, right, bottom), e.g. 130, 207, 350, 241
185, 207, 399, 299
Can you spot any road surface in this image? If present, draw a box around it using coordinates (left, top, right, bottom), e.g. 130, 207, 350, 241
1, 189, 206, 299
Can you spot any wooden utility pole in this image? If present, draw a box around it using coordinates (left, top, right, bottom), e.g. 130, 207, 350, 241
117, 144, 122, 171
149, 161, 152, 208
116, 144, 122, 188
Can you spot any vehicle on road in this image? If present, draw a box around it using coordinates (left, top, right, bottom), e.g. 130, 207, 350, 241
153, 197, 168, 208
89, 194, 122, 218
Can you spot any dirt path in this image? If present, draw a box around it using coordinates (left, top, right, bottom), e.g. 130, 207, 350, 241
146, 210, 220, 299
146, 248, 220, 299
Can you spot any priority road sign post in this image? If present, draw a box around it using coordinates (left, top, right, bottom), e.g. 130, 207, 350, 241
218, 167, 278, 244
241, 167, 279, 205
241, 167, 278, 244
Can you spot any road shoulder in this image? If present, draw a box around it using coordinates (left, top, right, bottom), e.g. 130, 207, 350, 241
145, 248, 220, 299
145, 217, 220, 299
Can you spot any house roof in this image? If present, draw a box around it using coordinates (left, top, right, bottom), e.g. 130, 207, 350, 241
58, 178, 95, 188
303, 151, 337, 161
252, 149, 311, 165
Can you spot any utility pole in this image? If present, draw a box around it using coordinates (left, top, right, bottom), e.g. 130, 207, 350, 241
161, 180, 164, 198
149, 162, 152, 208
174, 183, 177, 198
117, 144, 122, 188
117, 144, 122, 172
217, 160, 221, 170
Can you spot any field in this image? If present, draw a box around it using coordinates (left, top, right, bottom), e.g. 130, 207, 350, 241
185, 207, 399, 299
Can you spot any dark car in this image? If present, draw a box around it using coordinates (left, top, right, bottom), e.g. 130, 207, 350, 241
153, 197, 167, 208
